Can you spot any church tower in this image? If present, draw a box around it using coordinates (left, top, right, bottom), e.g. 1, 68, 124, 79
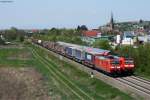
110, 12, 114, 30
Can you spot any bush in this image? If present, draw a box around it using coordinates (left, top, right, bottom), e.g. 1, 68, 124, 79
32, 28, 85, 45
93, 40, 112, 50
0, 38, 5, 45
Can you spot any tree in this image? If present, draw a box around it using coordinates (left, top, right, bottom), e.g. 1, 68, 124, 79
77, 25, 81, 31
0, 38, 5, 45
3, 27, 25, 42
72, 36, 83, 44
139, 19, 143, 23
32, 28, 86, 45
19, 35, 24, 42
93, 40, 112, 50
80, 25, 88, 31
18, 30, 25, 42
4, 30, 17, 41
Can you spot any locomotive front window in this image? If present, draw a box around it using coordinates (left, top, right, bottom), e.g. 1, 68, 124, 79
111, 61, 120, 65
125, 60, 134, 64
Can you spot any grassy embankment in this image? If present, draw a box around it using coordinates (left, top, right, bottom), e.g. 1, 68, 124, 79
29, 43, 133, 100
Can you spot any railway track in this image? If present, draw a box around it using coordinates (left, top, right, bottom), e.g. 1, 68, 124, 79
131, 76, 150, 85
32, 43, 150, 99
116, 76, 150, 98
31, 47, 94, 100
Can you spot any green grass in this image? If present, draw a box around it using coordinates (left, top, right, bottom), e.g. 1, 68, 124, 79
0, 47, 34, 67
29, 44, 133, 100
32, 49, 86, 99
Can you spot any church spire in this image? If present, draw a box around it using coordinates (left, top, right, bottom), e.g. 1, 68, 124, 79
110, 12, 114, 30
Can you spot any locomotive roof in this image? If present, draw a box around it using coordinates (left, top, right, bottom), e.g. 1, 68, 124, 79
97, 55, 120, 61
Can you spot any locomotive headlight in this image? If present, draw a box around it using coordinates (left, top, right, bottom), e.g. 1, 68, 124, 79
117, 66, 120, 69
129, 65, 134, 67
111, 67, 115, 69
124, 65, 129, 67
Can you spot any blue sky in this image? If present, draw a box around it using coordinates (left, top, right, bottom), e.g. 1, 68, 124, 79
0, 0, 150, 29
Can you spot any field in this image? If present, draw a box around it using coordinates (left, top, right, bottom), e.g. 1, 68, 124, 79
0, 43, 133, 100
0, 45, 50, 100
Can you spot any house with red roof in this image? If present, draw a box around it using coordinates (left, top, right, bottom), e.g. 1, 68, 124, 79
82, 30, 102, 37
82, 30, 102, 44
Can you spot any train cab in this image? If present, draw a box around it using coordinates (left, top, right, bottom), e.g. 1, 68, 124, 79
94, 55, 122, 74
119, 57, 135, 74
124, 58, 135, 73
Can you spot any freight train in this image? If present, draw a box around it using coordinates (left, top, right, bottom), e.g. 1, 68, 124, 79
32, 39, 135, 75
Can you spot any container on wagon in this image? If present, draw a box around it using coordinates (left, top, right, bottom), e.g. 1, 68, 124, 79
85, 47, 110, 56
73, 46, 85, 61
65, 46, 75, 57
84, 47, 110, 65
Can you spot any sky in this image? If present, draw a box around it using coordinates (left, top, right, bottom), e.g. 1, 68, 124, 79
0, 0, 150, 29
